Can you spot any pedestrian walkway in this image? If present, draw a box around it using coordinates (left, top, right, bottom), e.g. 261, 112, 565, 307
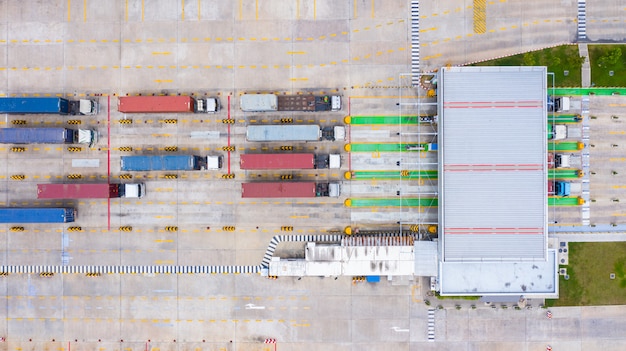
427, 308, 435, 342
410, 0, 420, 85
577, 0, 587, 41
579, 44, 591, 87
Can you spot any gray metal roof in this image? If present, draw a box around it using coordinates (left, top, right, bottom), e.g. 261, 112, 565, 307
438, 66, 548, 262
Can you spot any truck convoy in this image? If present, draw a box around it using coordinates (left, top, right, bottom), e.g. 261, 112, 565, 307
0, 97, 98, 115
246, 125, 345, 142
121, 155, 222, 171
37, 183, 146, 199
240, 153, 341, 170
0, 207, 76, 223
240, 94, 341, 112
241, 182, 341, 198
549, 124, 582, 140
0, 128, 97, 146
118, 96, 219, 113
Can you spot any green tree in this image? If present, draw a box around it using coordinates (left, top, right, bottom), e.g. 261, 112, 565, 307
522, 52, 536, 66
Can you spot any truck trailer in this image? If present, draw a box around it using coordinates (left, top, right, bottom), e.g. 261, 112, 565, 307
246, 125, 345, 142
240, 94, 341, 112
0, 207, 76, 223
554, 153, 583, 169
549, 124, 582, 140
118, 96, 219, 113
548, 181, 582, 197
240, 153, 341, 170
37, 183, 146, 199
0, 128, 97, 146
241, 182, 340, 198
121, 155, 222, 171
0, 97, 98, 115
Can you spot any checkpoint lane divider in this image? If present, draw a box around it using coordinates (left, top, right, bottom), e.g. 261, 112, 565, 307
280, 226, 293, 232
118, 119, 133, 124
10, 147, 26, 152
164, 174, 178, 179
222, 146, 236, 152
119, 226, 133, 232
165, 226, 178, 232
119, 174, 133, 179
67, 226, 82, 232
67, 119, 82, 125
11, 120, 27, 125
280, 175, 293, 180
67, 174, 83, 180
222, 119, 235, 124
163, 119, 178, 124
222, 173, 235, 179
10, 174, 26, 181
280, 146, 293, 151
280, 118, 293, 124
118, 146, 133, 152
164, 146, 178, 152
67, 146, 82, 152
222, 226, 236, 232
85, 272, 102, 277
10, 226, 25, 232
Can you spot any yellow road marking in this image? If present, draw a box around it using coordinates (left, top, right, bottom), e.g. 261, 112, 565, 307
67, 0, 71, 22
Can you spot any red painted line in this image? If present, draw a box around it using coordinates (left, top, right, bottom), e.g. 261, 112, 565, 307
444, 105, 542, 109
227, 95, 231, 174
107, 95, 111, 230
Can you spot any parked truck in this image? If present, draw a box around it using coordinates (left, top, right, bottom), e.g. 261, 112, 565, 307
548, 181, 582, 197
118, 96, 219, 113
37, 183, 146, 199
241, 182, 340, 198
0, 97, 98, 115
554, 153, 582, 169
549, 124, 582, 140
0, 207, 76, 223
246, 125, 345, 142
0, 128, 97, 146
240, 94, 341, 112
121, 155, 222, 171
240, 153, 341, 170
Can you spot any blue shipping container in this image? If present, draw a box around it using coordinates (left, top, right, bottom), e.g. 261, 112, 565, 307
121, 155, 203, 171
0, 97, 69, 114
0, 128, 72, 144
0, 208, 75, 223
366, 276, 381, 283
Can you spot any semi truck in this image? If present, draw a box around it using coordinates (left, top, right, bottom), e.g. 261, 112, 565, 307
549, 124, 582, 140
548, 181, 582, 197
0, 97, 98, 115
240, 153, 341, 170
0, 128, 97, 146
0, 207, 76, 223
121, 155, 222, 171
241, 182, 341, 198
240, 94, 341, 112
37, 183, 146, 199
246, 125, 345, 142
554, 153, 582, 169
118, 96, 219, 113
